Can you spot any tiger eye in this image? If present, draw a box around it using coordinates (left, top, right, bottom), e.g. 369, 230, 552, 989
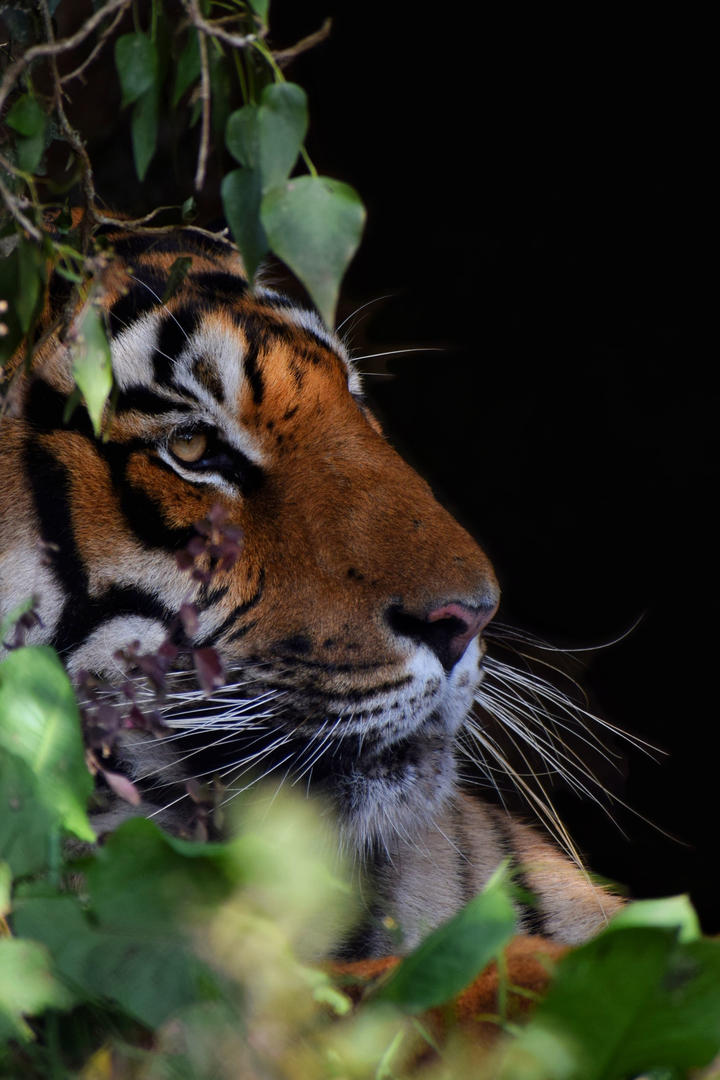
169, 431, 207, 463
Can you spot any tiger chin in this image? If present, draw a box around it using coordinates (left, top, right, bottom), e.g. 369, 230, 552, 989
0, 225, 622, 956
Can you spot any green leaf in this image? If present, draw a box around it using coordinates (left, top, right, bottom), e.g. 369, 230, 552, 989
226, 84, 308, 194
13, 893, 218, 1028
85, 818, 243, 936
0, 645, 94, 842
15, 131, 47, 174
71, 302, 113, 436
16, 238, 45, 334
0, 597, 35, 645
504, 926, 720, 1079
0, 751, 58, 877
247, 0, 269, 24
375, 865, 517, 1012
131, 86, 159, 181
226, 104, 260, 169
6, 93, 46, 137
221, 167, 268, 280
172, 30, 201, 106
13, 820, 242, 1027
261, 176, 365, 327
0, 861, 10, 916
0, 938, 74, 1041
115, 32, 158, 108
162, 256, 193, 302
608, 894, 701, 943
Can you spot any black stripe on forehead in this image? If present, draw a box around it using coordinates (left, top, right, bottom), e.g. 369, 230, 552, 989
115, 386, 194, 415
97, 228, 239, 263
154, 305, 199, 385
192, 269, 248, 303
108, 272, 167, 333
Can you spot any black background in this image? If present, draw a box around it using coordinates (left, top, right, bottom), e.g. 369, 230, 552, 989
51, 3, 716, 927
268, 5, 715, 929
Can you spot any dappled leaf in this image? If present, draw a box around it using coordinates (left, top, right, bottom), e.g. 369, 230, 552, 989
70, 302, 112, 436
261, 176, 365, 327
376, 864, 517, 1012
0, 645, 94, 842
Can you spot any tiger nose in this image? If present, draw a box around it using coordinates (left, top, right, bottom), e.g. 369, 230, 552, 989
388, 595, 499, 672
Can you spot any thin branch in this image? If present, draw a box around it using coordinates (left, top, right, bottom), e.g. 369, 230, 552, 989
182, 5, 259, 51
38, 0, 96, 248
273, 17, 333, 67
195, 25, 211, 191
0, 0, 132, 115
61, 4, 127, 85
0, 175, 42, 241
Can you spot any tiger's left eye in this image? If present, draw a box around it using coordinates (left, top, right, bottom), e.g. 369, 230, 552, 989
169, 430, 208, 463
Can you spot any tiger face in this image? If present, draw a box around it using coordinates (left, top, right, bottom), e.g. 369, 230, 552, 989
0, 229, 499, 850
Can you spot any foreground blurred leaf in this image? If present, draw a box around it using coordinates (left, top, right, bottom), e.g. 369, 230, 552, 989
607, 894, 701, 942
0, 751, 57, 877
0, 646, 94, 842
70, 302, 113, 436
502, 925, 720, 1079
376, 864, 517, 1012
13, 892, 220, 1028
261, 176, 365, 327
0, 938, 73, 1041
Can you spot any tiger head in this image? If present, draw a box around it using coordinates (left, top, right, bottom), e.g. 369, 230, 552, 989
0, 228, 499, 849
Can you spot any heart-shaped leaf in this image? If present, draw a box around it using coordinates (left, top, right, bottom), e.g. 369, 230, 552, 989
115, 32, 158, 108
226, 84, 307, 193
221, 166, 268, 280
261, 176, 364, 327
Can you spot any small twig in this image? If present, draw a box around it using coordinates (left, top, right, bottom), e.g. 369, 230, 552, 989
38, 0, 96, 249
0, 0, 132, 115
195, 26, 210, 191
61, 4, 127, 85
91, 217, 234, 248
0, 174, 42, 241
93, 205, 190, 228
182, 5, 259, 51
273, 17, 332, 67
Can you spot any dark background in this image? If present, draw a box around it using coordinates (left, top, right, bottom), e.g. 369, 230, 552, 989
43, 4, 718, 926
269, 6, 715, 928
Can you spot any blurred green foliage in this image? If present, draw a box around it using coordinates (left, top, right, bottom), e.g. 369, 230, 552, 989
1, 643, 720, 1077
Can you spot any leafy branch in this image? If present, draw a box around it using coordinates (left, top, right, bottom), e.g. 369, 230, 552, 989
0, 0, 364, 424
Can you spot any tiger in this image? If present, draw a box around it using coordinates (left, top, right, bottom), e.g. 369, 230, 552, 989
0, 224, 622, 956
